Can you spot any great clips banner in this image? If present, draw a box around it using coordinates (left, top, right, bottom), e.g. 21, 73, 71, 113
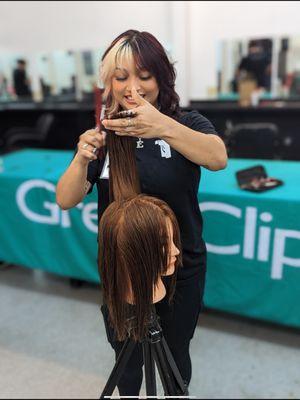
0, 150, 299, 328
201, 197, 300, 328
0, 149, 99, 283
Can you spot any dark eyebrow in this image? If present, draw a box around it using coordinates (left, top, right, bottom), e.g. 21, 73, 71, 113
115, 67, 149, 73
115, 67, 127, 72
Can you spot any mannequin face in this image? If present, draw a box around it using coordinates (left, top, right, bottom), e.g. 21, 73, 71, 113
111, 56, 159, 110
164, 218, 180, 276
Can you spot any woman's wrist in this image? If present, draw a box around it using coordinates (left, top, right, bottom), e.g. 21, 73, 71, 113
158, 114, 177, 140
73, 152, 90, 168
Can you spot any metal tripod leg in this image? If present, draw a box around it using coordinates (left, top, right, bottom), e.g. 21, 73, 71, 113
100, 337, 136, 399
152, 339, 178, 395
142, 340, 157, 395
161, 336, 188, 395
100, 309, 189, 398
147, 322, 188, 397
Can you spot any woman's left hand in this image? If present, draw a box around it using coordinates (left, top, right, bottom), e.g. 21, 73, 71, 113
101, 87, 169, 139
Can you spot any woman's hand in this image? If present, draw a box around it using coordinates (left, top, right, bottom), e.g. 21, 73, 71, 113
75, 127, 106, 164
101, 87, 169, 139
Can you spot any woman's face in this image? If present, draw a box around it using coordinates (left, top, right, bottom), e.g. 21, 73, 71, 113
164, 218, 180, 276
111, 56, 159, 110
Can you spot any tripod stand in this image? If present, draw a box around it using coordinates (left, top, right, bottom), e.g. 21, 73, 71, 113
100, 309, 189, 398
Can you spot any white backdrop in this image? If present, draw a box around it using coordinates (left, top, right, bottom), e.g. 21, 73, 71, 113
1, 1, 300, 103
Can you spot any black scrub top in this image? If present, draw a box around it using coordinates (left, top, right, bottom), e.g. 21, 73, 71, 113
13, 69, 31, 97
87, 110, 218, 280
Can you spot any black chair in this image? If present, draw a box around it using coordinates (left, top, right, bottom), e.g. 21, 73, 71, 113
0, 113, 55, 154
225, 122, 281, 159
280, 132, 300, 161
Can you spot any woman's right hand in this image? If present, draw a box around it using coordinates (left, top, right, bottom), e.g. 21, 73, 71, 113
76, 127, 106, 164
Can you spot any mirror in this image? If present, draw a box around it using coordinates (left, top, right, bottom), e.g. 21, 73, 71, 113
278, 36, 300, 98
75, 48, 103, 102
0, 54, 33, 101
50, 49, 77, 101
217, 37, 273, 102
36, 53, 53, 99
0, 55, 12, 101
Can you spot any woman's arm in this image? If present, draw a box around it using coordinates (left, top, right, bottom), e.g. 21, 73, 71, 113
56, 154, 91, 210
160, 115, 228, 171
56, 128, 105, 209
101, 88, 227, 170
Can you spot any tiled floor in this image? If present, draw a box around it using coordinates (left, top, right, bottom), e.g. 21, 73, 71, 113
1, 263, 300, 399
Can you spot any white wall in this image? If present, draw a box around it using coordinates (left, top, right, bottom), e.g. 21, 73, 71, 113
0, 1, 170, 52
1, 1, 300, 102
0, 1, 172, 100
189, 1, 300, 99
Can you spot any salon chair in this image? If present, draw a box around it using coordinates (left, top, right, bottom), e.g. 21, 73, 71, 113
225, 122, 281, 159
0, 112, 55, 154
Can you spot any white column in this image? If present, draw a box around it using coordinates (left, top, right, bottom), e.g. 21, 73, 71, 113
168, 1, 190, 107
28, 54, 42, 102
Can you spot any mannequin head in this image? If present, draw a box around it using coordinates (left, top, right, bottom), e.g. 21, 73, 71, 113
98, 194, 182, 341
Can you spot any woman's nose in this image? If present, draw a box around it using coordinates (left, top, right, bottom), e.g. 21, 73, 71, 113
126, 81, 141, 92
172, 243, 180, 257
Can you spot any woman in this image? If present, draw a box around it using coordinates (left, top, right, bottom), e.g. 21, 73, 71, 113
56, 29, 227, 395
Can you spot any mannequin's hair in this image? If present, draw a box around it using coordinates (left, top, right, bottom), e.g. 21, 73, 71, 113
106, 131, 140, 202
100, 29, 181, 119
98, 123, 182, 341
98, 194, 182, 341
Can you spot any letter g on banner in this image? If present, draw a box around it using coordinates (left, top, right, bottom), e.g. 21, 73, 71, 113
200, 202, 241, 255
16, 179, 59, 224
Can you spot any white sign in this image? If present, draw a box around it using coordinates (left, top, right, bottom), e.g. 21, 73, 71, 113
200, 201, 300, 280
16, 180, 98, 233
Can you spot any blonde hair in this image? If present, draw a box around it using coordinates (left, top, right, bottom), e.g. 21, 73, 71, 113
100, 38, 138, 116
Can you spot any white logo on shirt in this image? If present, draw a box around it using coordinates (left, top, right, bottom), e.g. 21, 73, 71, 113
155, 140, 172, 159
100, 139, 171, 181
100, 153, 109, 179
136, 138, 144, 148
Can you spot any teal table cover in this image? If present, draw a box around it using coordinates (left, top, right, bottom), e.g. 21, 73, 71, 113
0, 149, 299, 328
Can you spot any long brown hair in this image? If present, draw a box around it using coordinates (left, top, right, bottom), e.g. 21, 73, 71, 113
98, 194, 182, 342
105, 131, 140, 202
99, 125, 182, 341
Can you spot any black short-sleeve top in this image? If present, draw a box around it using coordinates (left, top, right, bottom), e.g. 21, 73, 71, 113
87, 110, 218, 280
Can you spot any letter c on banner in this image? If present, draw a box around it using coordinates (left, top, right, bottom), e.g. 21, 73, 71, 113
200, 202, 241, 255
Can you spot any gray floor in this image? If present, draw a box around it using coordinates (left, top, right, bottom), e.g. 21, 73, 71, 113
0, 263, 300, 399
